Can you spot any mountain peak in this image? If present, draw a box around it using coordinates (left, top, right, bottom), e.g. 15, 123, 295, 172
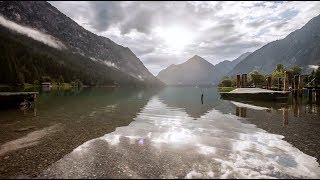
191, 55, 202, 59
157, 55, 221, 86
189, 55, 205, 61
186, 55, 209, 65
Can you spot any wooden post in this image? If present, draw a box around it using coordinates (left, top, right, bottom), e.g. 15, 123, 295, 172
278, 77, 282, 91
266, 76, 271, 90
316, 89, 320, 104
293, 75, 299, 97
282, 108, 288, 127
236, 75, 241, 88
240, 107, 247, 117
298, 75, 303, 97
292, 77, 295, 95
242, 74, 247, 88
293, 98, 298, 117
284, 71, 289, 91
308, 89, 313, 102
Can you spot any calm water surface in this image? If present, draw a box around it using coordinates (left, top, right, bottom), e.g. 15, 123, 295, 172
0, 87, 320, 178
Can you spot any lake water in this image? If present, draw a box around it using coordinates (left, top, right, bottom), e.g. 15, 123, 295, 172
0, 87, 320, 178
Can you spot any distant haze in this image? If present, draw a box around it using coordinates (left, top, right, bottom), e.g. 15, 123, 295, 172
49, 1, 320, 75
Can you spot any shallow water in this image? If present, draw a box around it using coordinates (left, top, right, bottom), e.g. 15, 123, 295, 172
0, 86, 320, 178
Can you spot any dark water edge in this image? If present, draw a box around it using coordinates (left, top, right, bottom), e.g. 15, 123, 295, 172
0, 86, 319, 178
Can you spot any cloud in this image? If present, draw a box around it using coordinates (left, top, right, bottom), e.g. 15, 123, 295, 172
89, 1, 125, 32
48, 1, 320, 75
246, 19, 267, 28
0, 15, 66, 49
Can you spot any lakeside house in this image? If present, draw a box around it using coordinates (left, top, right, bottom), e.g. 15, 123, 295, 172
41, 82, 52, 87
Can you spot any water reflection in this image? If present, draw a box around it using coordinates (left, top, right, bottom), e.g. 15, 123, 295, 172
0, 87, 159, 178
282, 108, 289, 127
41, 88, 320, 178
156, 87, 219, 119
230, 98, 319, 124
2, 86, 320, 178
235, 106, 247, 117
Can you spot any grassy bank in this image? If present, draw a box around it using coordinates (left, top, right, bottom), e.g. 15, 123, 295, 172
52, 83, 73, 88
218, 86, 236, 92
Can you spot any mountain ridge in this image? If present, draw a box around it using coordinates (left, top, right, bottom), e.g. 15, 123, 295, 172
229, 14, 320, 75
157, 52, 250, 86
0, 1, 163, 86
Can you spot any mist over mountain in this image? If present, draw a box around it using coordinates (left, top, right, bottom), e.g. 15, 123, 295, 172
0, 1, 163, 86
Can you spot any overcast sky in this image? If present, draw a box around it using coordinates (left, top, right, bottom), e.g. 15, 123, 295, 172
49, 1, 320, 75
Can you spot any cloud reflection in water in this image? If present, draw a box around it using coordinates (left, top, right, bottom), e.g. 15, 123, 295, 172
41, 97, 320, 179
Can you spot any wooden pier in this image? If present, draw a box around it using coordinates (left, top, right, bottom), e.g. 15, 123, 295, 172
220, 72, 320, 102
220, 88, 290, 101
0, 92, 38, 109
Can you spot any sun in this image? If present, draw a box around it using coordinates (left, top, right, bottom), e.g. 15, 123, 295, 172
155, 26, 194, 53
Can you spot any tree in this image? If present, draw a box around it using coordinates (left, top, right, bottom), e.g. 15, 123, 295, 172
275, 64, 285, 72
218, 76, 235, 87
17, 72, 25, 85
290, 65, 302, 75
41, 76, 51, 83
286, 65, 302, 85
271, 64, 285, 86
57, 75, 64, 85
249, 70, 266, 86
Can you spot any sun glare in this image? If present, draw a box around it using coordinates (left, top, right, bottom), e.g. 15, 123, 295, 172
155, 26, 194, 53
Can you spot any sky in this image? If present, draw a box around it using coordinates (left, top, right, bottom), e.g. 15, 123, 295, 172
49, 1, 320, 75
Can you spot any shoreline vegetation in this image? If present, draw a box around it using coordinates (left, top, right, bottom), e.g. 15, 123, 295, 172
218, 64, 320, 89
0, 83, 119, 92
218, 87, 236, 92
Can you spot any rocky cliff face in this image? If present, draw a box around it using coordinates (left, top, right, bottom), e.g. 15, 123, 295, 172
0, 1, 162, 85
230, 14, 320, 75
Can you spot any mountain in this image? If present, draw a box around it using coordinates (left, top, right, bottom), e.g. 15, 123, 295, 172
0, 1, 163, 86
213, 52, 251, 75
230, 14, 320, 75
157, 55, 221, 86
157, 52, 251, 86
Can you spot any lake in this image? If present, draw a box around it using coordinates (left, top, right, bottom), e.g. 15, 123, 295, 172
0, 86, 320, 178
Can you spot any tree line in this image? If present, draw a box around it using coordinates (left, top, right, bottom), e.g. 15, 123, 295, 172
219, 64, 320, 88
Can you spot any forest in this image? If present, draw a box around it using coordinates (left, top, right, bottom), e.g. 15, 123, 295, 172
0, 26, 146, 87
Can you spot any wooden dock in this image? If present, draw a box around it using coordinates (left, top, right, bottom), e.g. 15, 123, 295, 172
0, 92, 38, 109
220, 88, 290, 101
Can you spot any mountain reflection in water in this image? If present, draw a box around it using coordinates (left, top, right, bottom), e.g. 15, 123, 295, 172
41, 87, 320, 179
